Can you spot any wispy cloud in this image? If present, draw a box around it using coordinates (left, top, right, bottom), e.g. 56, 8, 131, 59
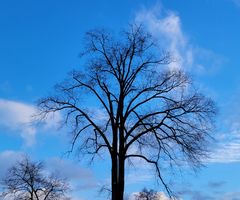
206, 90, 240, 163
46, 157, 101, 200
47, 157, 94, 183
178, 189, 215, 200
232, 0, 240, 7
135, 4, 190, 70
125, 170, 153, 185
0, 98, 61, 146
178, 187, 240, 200
135, 4, 224, 73
220, 191, 240, 200
208, 127, 240, 163
0, 150, 24, 178
207, 181, 226, 189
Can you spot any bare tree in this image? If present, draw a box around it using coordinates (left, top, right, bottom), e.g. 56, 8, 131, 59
37, 25, 216, 200
134, 188, 159, 200
1, 157, 70, 200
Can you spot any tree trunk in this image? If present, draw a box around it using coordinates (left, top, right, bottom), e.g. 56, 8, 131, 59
118, 88, 125, 200
112, 88, 125, 200
111, 154, 119, 200
118, 156, 125, 200
112, 125, 119, 200
111, 156, 125, 200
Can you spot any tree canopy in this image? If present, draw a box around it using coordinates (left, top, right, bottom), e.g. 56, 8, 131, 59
1, 157, 70, 200
37, 25, 216, 200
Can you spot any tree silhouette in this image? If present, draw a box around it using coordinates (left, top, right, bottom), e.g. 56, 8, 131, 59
134, 188, 159, 200
1, 157, 70, 200
37, 25, 216, 200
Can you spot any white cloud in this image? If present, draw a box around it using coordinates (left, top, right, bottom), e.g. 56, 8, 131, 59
178, 187, 240, 200
135, 5, 192, 70
205, 91, 240, 163
207, 129, 240, 163
126, 170, 153, 185
0, 98, 61, 146
47, 157, 94, 181
232, 0, 240, 7
220, 191, 240, 200
46, 157, 98, 191
46, 158, 100, 200
89, 107, 108, 123
135, 5, 223, 73
0, 150, 24, 178
0, 99, 36, 145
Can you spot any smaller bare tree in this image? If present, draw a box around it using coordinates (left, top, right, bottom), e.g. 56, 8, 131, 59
134, 188, 159, 200
0, 157, 70, 200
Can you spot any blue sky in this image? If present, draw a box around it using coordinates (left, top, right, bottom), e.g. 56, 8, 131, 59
0, 0, 240, 199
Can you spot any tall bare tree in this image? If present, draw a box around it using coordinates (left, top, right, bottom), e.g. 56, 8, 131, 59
1, 157, 69, 200
37, 25, 216, 200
